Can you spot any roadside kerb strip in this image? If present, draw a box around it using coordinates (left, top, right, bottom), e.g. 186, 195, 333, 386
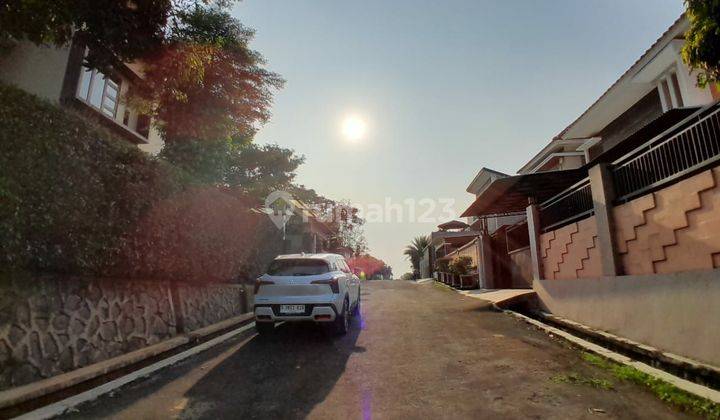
13, 320, 257, 420
504, 309, 720, 404
0, 313, 254, 412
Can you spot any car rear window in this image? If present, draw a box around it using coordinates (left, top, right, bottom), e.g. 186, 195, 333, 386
267, 259, 330, 276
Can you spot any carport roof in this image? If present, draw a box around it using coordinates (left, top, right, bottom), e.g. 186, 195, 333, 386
460, 168, 587, 218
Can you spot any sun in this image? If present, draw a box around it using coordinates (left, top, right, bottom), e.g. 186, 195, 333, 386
341, 115, 367, 142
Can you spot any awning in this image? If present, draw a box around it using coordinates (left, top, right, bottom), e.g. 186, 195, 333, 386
460, 168, 587, 218
437, 220, 469, 230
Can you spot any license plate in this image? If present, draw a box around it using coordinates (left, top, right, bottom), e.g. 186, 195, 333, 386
279, 304, 305, 314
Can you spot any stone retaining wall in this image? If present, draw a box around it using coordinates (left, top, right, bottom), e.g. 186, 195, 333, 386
0, 274, 249, 390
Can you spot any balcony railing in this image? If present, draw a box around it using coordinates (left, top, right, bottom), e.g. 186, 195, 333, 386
612, 103, 720, 203
539, 178, 593, 232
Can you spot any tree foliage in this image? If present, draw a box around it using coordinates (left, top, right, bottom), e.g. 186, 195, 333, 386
297, 191, 367, 255
347, 255, 391, 279
449, 256, 475, 276
131, 6, 284, 143
0, 83, 183, 274
682, 0, 720, 87
0, 0, 171, 70
0, 1, 283, 146
403, 235, 430, 272
227, 143, 305, 198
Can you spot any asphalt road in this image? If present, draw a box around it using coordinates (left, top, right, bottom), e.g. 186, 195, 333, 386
63, 280, 691, 419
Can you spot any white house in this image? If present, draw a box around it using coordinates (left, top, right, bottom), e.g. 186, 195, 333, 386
0, 38, 164, 154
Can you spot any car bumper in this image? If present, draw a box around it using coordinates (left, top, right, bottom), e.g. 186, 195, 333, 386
253, 295, 342, 323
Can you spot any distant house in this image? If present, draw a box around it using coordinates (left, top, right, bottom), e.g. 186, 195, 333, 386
272, 199, 335, 254
460, 14, 720, 367
0, 38, 164, 154
421, 220, 480, 287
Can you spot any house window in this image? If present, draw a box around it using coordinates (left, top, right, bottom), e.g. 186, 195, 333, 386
657, 72, 684, 111
76, 66, 120, 118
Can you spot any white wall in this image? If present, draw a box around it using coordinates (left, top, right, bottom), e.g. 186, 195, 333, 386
535, 269, 720, 367
0, 41, 70, 102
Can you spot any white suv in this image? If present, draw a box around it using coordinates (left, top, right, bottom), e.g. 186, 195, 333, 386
253, 253, 361, 335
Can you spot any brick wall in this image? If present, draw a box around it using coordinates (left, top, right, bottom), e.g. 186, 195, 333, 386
613, 166, 720, 275
539, 216, 602, 280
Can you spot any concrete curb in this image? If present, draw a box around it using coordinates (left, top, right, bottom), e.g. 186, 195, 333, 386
503, 309, 720, 404
0, 313, 254, 412
537, 312, 720, 382
15, 320, 257, 420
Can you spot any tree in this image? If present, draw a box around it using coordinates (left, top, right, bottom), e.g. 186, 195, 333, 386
449, 256, 475, 277
403, 235, 430, 272
0, 0, 172, 70
682, 0, 720, 87
1, 1, 284, 147
292, 187, 368, 255
130, 6, 284, 144
227, 143, 305, 199
347, 255, 387, 278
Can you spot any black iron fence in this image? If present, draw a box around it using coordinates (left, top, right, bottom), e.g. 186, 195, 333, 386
612, 103, 720, 203
539, 178, 593, 232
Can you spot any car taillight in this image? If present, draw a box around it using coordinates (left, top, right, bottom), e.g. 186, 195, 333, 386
254, 279, 274, 294
311, 277, 340, 294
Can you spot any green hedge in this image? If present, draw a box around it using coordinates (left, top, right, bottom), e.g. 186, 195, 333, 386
0, 83, 183, 274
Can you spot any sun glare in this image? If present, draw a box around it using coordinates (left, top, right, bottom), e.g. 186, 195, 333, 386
341, 115, 367, 142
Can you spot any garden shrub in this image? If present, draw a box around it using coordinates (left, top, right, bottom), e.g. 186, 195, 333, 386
450, 256, 475, 276
0, 83, 287, 282
0, 83, 183, 274
115, 186, 283, 282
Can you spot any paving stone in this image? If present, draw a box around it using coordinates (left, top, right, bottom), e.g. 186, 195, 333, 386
76, 338, 88, 352
78, 301, 92, 321
15, 302, 31, 328
150, 316, 168, 336
64, 294, 82, 312
0, 339, 9, 363
120, 317, 134, 336
86, 284, 102, 305
128, 337, 148, 351
8, 324, 26, 346
11, 343, 28, 361
58, 347, 74, 371
69, 318, 86, 336
41, 332, 59, 359
34, 316, 49, 332
87, 315, 100, 336
52, 313, 70, 331
134, 316, 147, 335
56, 333, 70, 347
99, 321, 117, 341
11, 363, 40, 386
28, 331, 42, 361
110, 302, 122, 319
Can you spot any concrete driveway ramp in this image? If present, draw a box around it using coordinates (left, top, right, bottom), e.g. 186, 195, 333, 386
458, 289, 536, 310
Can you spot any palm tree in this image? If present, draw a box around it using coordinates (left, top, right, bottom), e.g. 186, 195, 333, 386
403, 235, 430, 274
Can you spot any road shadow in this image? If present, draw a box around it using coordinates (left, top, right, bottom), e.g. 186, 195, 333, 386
179, 317, 364, 419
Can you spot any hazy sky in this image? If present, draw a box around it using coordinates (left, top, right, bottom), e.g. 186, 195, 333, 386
232, 0, 685, 275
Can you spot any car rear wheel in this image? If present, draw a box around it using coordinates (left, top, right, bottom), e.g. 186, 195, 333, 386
256, 321, 274, 335
334, 299, 350, 335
